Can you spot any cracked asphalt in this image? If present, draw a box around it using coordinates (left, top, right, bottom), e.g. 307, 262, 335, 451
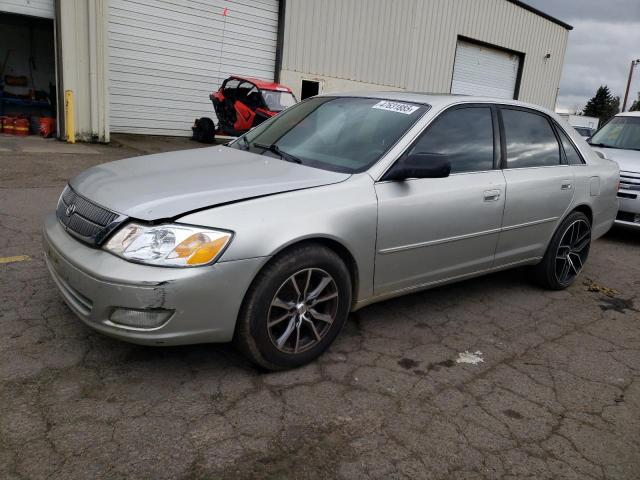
1, 134, 639, 479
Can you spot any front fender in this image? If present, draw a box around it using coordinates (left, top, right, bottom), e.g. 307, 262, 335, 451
177, 174, 378, 302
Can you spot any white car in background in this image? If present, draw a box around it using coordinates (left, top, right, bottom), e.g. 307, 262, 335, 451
589, 111, 640, 229
575, 126, 596, 139
558, 114, 599, 139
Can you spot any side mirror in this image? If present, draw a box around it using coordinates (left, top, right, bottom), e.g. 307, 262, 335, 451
384, 152, 451, 181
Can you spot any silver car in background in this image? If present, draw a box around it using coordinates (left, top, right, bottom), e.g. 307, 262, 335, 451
43, 93, 619, 370
588, 111, 640, 229
575, 126, 596, 139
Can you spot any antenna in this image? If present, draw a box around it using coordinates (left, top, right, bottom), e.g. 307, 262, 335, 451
217, 6, 229, 83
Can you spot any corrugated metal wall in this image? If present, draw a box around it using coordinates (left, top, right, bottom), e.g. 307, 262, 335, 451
108, 0, 279, 136
281, 0, 569, 109
0, 0, 54, 18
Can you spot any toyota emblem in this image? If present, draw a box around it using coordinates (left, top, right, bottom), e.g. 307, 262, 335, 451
65, 204, 76, 217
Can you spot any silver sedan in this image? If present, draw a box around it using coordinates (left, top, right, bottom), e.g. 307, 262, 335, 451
43, 93, 619, 370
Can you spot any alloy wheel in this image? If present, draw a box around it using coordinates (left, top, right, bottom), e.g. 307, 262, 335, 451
555, 219, 591, 285
267, 268, 339, 354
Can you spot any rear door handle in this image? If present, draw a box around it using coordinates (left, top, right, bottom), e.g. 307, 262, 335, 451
483, 189, 501, 202
561, 181, 573, 190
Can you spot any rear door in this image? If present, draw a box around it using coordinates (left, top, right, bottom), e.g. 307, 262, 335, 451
374, 105, 506, 295
494, 107, 574, 266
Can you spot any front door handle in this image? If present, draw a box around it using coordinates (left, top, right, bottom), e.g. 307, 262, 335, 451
483, 189, 501, 202
561, 181, 573, 190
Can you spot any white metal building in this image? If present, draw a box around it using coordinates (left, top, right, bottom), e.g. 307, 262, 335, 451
108, 0, 280, 136
0, 0, 571, 142
280, 0, 571, 109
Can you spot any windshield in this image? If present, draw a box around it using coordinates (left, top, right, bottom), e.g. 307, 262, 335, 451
229, 96, 429, 173
590, 116, 640, 150
261, 90, 297, 112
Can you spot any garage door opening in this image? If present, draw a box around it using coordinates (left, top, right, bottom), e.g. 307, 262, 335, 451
0, 12, 57, 137
451, 38, 523, 100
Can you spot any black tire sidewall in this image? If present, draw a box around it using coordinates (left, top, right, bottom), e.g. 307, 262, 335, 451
201, 117, 215, 143
244, 246, 352, 369
539, 211, 591, 289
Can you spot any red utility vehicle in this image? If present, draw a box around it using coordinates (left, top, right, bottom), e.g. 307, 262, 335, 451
193, 75, 297, 142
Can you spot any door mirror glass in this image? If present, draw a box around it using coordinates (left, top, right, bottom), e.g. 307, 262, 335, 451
384, 152, 451, 181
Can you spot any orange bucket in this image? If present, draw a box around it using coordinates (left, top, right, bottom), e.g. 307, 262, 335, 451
14, 117, 30, 136
2, 116, 15, 134
39, 117, 56, 138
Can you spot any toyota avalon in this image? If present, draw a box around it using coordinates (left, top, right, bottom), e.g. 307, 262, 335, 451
43, 93, 619, 370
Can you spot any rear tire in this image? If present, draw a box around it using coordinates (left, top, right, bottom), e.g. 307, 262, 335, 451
533, 211, 591, 290
234, 244, 352, 371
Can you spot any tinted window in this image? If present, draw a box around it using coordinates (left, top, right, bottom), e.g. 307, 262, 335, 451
558, 128, 585, 165
409, 107, 494, 173
502, 109, 561, 168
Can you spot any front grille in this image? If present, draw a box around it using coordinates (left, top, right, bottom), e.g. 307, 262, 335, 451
56, 185, 126, 246
620, 171, 640, 192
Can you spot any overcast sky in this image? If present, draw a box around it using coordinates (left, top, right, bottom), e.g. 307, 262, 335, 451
526, 0, 640, 112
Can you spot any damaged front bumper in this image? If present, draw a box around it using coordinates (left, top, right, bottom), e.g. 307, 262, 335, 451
42, 213, 266, 346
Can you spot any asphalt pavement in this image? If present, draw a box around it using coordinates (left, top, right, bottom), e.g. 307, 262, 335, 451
1, 133, 639, 479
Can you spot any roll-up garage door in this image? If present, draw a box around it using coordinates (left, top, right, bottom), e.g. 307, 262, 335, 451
108, 0, 279, 136
451, 40, 520, 99
0, 0, 54, 18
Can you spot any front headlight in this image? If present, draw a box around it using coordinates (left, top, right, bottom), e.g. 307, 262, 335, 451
104, 223, 232, 267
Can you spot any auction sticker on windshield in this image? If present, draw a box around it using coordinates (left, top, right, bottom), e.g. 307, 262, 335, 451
372, 100, 420, 115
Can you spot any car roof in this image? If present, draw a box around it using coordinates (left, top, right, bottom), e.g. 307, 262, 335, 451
616, 111, 640, 117
319, 91, 556, 116
228, 75, 293, 93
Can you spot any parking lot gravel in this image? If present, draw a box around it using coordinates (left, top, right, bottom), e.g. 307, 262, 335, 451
1, 134, 639, 479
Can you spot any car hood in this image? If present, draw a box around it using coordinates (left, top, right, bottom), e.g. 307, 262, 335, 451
591, 147, 640, 173
70, 146, 350, 220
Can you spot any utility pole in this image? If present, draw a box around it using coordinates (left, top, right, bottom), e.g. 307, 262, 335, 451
622, 59, 640, 112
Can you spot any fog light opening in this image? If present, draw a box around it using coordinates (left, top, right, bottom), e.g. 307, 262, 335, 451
109, 308, 174, 330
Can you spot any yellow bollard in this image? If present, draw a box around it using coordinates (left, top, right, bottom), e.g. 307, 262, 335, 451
64, 90, 75, 144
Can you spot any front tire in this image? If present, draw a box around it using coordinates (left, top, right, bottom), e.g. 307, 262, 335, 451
234, 244, 352, 370
533, 211, 591, 290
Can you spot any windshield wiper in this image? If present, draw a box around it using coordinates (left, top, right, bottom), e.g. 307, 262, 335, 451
253, 142, 303, 164
239, 135, 250, 150
589, 142, 622, 150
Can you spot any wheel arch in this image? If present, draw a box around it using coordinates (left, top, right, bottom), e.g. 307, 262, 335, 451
569, 203, 593, 225
266, 237, 360, 307
236, 235, 361, 312
539, 204, 594, 260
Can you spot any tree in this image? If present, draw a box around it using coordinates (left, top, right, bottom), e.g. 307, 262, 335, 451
583, 86, 620, 125
630, 99, 640, 112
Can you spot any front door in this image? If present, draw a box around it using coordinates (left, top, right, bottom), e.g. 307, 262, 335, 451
374, 105, 506, 295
